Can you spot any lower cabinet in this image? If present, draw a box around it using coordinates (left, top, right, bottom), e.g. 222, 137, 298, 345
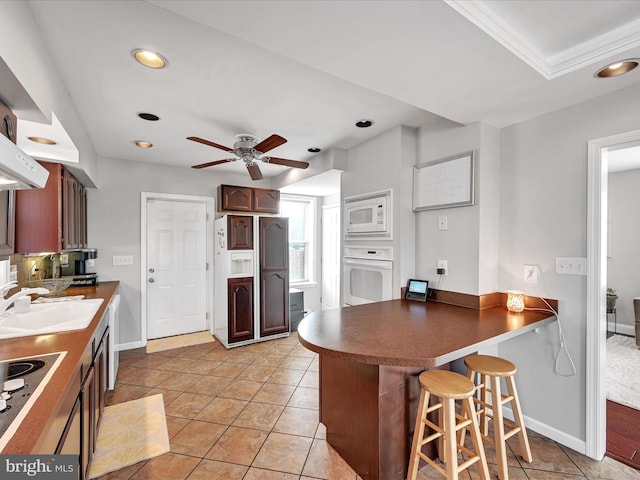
260, 270, 290, 337
228, 277, 254, 343
55, 322, 110, 480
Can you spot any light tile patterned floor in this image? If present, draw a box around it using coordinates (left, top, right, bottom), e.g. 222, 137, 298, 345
97, 333, 639, 480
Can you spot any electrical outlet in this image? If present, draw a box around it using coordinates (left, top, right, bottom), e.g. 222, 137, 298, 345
86, 259, 95, 267
555, 257, 586, 275
59, 254, 69, 266
113, 255, 134, 266
437, 259, 448, 276
438, 215, 448, 231
524, 264, 538, 284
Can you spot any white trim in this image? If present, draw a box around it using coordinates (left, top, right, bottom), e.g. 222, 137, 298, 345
445, 0, 640, 80
607, 323, 635, 337
586, 128, 640, 460
140, 192, 215, 344
117, 340, 145, 351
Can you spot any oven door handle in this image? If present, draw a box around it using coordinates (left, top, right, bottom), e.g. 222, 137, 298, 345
343, 257, 393, 269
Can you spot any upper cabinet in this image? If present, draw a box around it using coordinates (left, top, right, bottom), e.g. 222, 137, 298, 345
218, 184, 280, 214
15, 162, 87, 253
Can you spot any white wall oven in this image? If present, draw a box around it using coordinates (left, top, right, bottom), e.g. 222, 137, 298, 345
343, 246, 393, 306
344, 189, 392, 239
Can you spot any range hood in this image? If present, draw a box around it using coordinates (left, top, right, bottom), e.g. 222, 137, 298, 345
0, 133, 49, 189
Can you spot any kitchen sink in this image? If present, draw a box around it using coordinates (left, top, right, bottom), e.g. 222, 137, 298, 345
0, 298, 104, 339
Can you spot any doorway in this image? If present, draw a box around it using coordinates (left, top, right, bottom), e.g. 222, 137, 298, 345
586, 128, 640, 460
141, 193, 214, 341
321, 204, 340, 310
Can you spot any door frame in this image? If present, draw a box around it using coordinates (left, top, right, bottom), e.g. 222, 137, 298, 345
586, 128, 640, 459
321, 203, 340, 310
140, 192, 215, 345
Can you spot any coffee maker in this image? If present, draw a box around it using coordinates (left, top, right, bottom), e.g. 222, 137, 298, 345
60, 249, 98, 286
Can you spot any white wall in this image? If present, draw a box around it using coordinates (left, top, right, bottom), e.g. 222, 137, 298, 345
607, 168, 640, 332
498, 82, 640, 445
88, 156, 272, 346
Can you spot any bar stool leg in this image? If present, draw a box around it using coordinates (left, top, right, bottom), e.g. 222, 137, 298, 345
491, 375, 508, 480
407, 388, 430, 480
506, 375, 533, 463
462, 396, 490, 480
442, 397, 458, 480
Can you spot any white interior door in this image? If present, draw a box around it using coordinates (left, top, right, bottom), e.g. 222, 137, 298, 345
322, 204, 341, 310
147, 198, 207, 339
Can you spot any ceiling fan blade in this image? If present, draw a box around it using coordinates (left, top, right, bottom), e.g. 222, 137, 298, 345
254, 134, 287, 153
187, 136, 233, 152
247, 163, 263, 180
191, 158, 234, 169
268, 157, 310, 169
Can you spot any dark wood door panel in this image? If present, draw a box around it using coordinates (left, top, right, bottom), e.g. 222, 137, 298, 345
260, 270, 289, 336
228, 277, 254, 343
219, 185, 252, 212
228, 215, 253, 250
259, 216, 288, 270
253, 188, 280, 214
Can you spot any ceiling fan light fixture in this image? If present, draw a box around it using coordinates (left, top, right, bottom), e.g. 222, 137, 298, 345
135, 140, 153, 148
595, 59, 639, 78
137, 112, 160, 121
132, 49, 168, 69
355, 119, 374, 128
307, 147, 321, 153
28, 136, 57, 145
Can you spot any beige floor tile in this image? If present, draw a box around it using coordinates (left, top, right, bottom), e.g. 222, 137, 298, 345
94, 460, 147, 480
288, 386, 319, 410
267, 343, 297, 355
115, 365, 146, 383
308, 358, 320, 372
298, 370, 319, 388
290, 344, 316, 358
218, 379, 263, 400
145, 387, 183, 407
560, 445, 640, 480
302, 438, 359, 479
165, 415, 190, 439
252, 383, 297, 406
280, 355, 313, 370
267, 368, 305, 386
273, 406, 319, 437
156, 372, 203, 391
153, 356, 196, 372
203, 349, 237, 362
106, 384, 151, 406
226, 351, 260, 364
252, 353, 286, 367
244, 467, 299, 479
206, 426, 268, 465
125, 368, 174, 387
195, 397, 247, 424
121, 353, 169, 370
130, 452, 200, 480
180, 358, 222, 375
164, 392, 214, 419
523, 469, 586, 479
186, 459, 247, 480
519, 435, 584, 476
315, 423, 327, 439
170, 420, 227, 457
236, 364, 277, 382
209, 362, 248, 378
187, 375, 232, 396
240, 341, 274, 353
232, 402, 284, 431
252, 432, 313, 474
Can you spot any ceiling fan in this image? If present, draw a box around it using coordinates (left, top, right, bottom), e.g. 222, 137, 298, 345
188, 133, 309, 180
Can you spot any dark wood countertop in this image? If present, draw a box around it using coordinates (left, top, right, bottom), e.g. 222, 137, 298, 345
297, 299, 556, 368
0, 281, 119, 454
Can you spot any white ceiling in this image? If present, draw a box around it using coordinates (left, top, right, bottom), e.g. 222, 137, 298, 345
21, 0, 640, 184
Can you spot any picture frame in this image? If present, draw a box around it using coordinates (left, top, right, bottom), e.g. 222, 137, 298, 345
413, 150, 475, 211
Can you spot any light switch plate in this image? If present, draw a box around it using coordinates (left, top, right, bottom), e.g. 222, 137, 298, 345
555, 257, 586, 275
113, 255, 134, 266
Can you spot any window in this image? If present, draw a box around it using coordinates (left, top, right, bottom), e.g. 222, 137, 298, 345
280, 195, 316, 284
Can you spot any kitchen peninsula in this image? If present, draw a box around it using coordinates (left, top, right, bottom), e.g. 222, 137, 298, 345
297, 296, 557, 480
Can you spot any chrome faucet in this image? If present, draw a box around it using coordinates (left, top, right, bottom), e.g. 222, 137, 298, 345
0, 281, 49, 316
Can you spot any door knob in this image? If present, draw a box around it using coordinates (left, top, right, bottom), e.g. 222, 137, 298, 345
149, 268, 155, 273
149, 278, 155, 283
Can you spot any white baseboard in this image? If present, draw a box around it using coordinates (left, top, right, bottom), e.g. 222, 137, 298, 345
503, 406, 587, 455
607, 322, 635, 336
117, 340, 145, 351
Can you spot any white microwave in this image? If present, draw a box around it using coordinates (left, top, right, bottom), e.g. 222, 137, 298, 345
344, 189, 392, 239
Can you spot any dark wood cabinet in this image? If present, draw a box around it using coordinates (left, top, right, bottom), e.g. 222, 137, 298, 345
218, 184, 280, 214
228, 215, 253, 250
253, 188, 280, 214
15, 161, 87, 253
219, 185, 252, 212
81, 366, 95, 480
259, 216, 289, 336
228, 277, 254, 343
93, 328, 109, 446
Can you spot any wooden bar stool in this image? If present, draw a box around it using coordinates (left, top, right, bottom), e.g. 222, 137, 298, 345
464, 355, 533, 480
407, 370, 489, 480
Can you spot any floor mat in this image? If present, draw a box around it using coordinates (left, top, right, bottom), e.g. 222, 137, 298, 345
606, 334, 640, 410
89, 394, 169, 479
146, 331, 215, 353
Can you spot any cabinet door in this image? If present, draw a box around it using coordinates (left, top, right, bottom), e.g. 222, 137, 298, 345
219, 185, 252, 212
15, 162, 64, 253
63, 171, 78, 249
81, 366, 95, 480
228, 215, 253, 250
93, 328, 109, 446
228, 277, 254, 343
260, 270, 289, 336
259, 217, 288, 271
252, 188, 280, 214
56, 395, 81, 473
79, 185, 87, 247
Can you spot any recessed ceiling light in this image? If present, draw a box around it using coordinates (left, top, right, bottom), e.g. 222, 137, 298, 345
307, 147, 321, 153
28, 136, 57, 145
135, 140, 153, 148
137, 112, 160, 121
132, 49, 168, 69
355, 119, 374, 128
595, 59, 639, 78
